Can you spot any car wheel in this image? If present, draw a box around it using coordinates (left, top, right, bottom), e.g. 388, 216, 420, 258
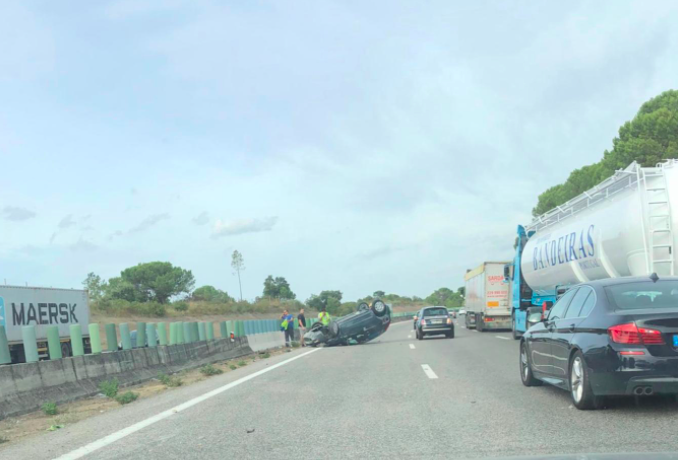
417, 329, 423, 340
570, 351, 602, 410
372, 300, 387, 317
329, 321, 340, 337
448, 329, 454, 339
512, 315, 520, 340
520, 341, 542, 387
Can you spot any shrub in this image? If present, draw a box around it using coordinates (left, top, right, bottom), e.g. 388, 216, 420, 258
237, 360, 247, 367
291, 341, 300, 348
229, 364, 237, 370
200, 364, 223, 376
41, 402, 58, 416
261, 352, 270, 359
0, 436, 7, 444
173, 301, 189, 312
158, 373, 183, 387
99, 379, 119, 398
115, 391, 138, 405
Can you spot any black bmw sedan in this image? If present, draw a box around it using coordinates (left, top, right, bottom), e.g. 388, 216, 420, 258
520, 276, 678, 410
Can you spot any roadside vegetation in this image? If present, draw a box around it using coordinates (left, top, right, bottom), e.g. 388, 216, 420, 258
84, 257, 465, 319
533, 90, 678, 216
40, 402, 58, 416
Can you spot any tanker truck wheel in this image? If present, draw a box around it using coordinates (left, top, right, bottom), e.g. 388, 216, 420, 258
477, 314, 484, 332
511, 315, 520, 340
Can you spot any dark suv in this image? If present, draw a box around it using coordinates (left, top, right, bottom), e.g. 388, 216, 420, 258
304, 299, 390, 347
415, 306, 454, 339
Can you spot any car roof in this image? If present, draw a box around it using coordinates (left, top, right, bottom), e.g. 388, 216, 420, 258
421, 306, 447, 310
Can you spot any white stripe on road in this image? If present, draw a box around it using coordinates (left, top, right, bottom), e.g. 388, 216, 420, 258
461, 326, 466, 329
407, 335, 412, 339
495, 335, 510, 340
409, 344, 415, 349
421, 364, 438, 379
54, 348, 321, 460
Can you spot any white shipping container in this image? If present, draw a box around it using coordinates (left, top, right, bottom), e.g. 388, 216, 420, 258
0, 286, 90, 343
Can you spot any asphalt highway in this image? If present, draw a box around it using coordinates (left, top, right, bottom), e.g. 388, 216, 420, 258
4, 318, 678, 459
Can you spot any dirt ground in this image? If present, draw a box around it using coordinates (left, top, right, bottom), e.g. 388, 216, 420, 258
0, 347, 289, 447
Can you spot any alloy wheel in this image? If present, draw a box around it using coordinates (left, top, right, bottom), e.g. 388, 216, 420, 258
571, 357, 584, 403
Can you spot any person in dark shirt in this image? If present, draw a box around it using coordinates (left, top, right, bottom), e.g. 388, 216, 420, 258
297, 308, 307, 347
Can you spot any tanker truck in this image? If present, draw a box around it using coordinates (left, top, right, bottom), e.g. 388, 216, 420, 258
507, 159, 678, 339
0, 285, 91, 363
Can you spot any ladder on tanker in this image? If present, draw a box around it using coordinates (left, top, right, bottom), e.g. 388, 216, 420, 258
639, 165, 675, 276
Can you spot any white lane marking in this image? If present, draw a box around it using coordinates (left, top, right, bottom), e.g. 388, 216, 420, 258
421, 364, 438, 379
54, 348, 321, 460
407, 335, 412, 339
495, 335, 510, 340
409, 344, 415, 349
461, 326, 466, 329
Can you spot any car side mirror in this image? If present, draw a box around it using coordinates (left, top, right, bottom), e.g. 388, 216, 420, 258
527, 312, 544, 329
413, 316, 418, 321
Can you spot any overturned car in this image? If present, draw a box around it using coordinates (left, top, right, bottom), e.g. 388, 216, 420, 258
304, 299, 391, 347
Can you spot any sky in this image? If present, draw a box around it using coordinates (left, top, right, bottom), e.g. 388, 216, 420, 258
1, 0, 678, 301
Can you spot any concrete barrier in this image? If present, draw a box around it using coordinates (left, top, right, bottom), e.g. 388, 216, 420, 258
0, 337, 254, 420
247, 331, 285, 351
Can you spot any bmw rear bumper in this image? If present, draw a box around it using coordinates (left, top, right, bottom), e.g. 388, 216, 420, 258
590, 352, 678, 396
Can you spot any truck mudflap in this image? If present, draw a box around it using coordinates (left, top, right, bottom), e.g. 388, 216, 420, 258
465, 313, 477, 329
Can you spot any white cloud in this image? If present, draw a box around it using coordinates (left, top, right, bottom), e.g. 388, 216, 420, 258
128, 213, 170, 233
69, 237, 98, 252
212, 216, 278, 238
192, 211, 209, 226
58, 214, 76, 229
2, 206, 36, 221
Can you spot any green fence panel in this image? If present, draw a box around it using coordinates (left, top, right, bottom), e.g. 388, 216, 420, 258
206, 322, 215, 341
183, 322, 192, 343
22, 326, 39, 363
46, 325, 62, 360
89, 323, 102, 354
0, 326, 11, 364
136, 322, 147, 348
70, 324, 84, 356
158, 322, 168, 346
169, 323, 177, 345
120, 323, 132, 350
105, 324, 118, 352
177, 322, 185, 344
219, 321, 227, 338
226, 321, 233, 338
147, 323, 157, 348
198, 322, 207, 341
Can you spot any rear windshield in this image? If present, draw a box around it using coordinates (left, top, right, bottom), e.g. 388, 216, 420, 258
423, 308, 448, 316
605, 281, 678, 310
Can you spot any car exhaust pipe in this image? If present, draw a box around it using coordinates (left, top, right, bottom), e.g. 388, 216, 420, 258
634, 387, 644, 395
644, 387, 653, 396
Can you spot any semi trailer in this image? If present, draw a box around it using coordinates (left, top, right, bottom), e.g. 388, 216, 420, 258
464, 261, 511, 331
0, 285, 91, 363
508, 160, 678, 339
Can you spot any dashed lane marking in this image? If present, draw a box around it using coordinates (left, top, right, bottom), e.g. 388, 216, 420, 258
421, 364, 438, 379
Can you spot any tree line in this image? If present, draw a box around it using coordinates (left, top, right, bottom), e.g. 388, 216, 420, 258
83, 261, 464, 318
532, 90, 678, 216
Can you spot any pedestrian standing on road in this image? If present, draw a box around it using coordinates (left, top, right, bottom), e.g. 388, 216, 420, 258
298, 308, 307, 347
281, 309, 294, 347
318, 306, 332, 327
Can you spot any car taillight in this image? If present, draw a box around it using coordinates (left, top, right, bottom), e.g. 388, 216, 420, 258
484, 317, 493, 322
421, 319, 427, 326
446, 318, 452, 325
608, 322, 665, 345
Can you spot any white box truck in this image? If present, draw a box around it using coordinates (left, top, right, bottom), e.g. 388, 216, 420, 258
464, 262, 511, 332
0, 285, 91, 363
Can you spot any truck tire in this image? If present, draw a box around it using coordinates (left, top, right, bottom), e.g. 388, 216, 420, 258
61, 342, 72, 358
477, 314, 484, 332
